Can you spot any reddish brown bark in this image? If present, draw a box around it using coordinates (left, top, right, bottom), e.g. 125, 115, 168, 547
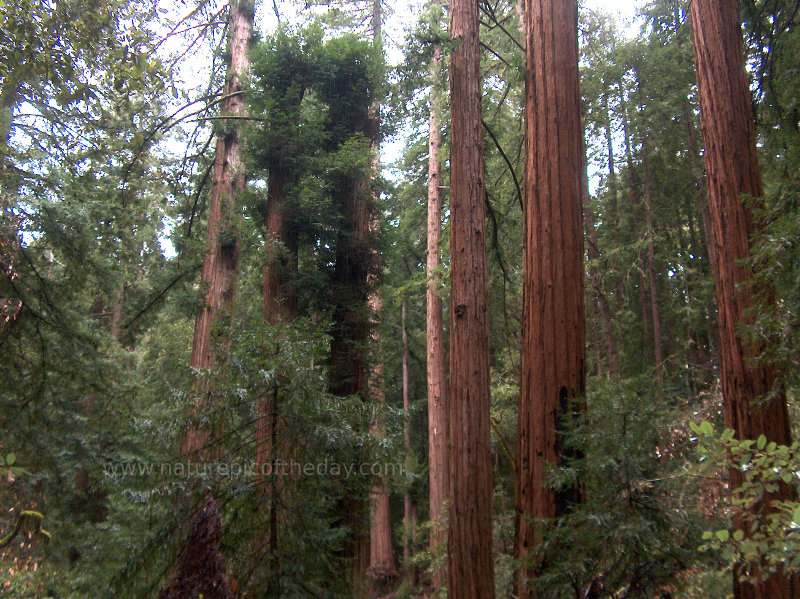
182, 0, 253, 459
425, 26, 449, 595
447, 0, 495, 594
262, 166, 298, 325
515, 0, 585, 597
368, 462, 398, 594
367, 288, 399, 598
159, 494, 233, 599
689, 1, 798, 597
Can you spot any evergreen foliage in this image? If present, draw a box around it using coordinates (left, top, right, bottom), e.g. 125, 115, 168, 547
1, 0, 798, 596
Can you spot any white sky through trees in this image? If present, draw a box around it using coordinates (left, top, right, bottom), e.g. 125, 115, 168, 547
379, 0, 642, 177
583, 0, 639, 22
157, 0, 642, 255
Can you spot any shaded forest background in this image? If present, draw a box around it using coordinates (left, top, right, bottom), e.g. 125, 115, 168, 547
2, 0, 800, 597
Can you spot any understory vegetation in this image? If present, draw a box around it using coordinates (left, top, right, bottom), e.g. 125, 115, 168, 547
1, 0, 799, 597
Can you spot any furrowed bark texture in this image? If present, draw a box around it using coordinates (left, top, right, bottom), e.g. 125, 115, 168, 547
368, 291, 399, 597
689, 1, 798, 597
516, 0, 585, 597
447, 0, 495, 594
182, 0, 253, 459
425, 32, 449, 594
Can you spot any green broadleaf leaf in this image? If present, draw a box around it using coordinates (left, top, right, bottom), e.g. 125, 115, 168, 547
740, 541, 759, 557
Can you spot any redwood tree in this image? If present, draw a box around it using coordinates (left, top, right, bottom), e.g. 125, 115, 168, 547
328, 142, 372, 597
642, 135, 664, 389
447, 0, 495, 594
321, 34, 382, 593
252, 33, 308, 594
159, 495, 233, 599
253, 130, 299, 599
689, 0, 798, 597
365, 1, 399, 592
401, 296, 419, 585
181, 0, 254, 459
515, 0, 585, 597
367, 276, 399, 597
425, 4, 449, 591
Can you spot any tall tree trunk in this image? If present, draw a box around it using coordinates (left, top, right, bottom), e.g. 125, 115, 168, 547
641, 136, 664, 388
159, 494, 233, 599
365, 2, 399, 594
683, 97, 719, 364
425, 14, 449, 594
584, 204, 619, 377
515, 1, 585, 597
401, 298, 419, 586
327, 39, 384, 595
603, 93, 626, 309
254, 158, 299, 596
683, 98, 716, 273
262, 165, 298, 325
447, 0, 495, 594
689, 1, 799, 597
621, 95, 652, 356
181, 0, 253, 460
367, 289, 399, 597
329, 169, 372, 594
603, 93, 619, 227
582, 124, 619, 377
